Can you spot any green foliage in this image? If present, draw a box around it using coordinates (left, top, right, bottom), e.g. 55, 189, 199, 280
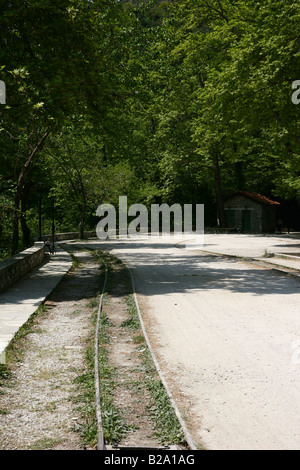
0, 0, 135, 254
145, 375, 185, 445
1, 0, 300, 258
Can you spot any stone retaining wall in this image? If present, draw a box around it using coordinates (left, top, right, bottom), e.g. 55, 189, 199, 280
39, 231, 96, 242
0, 242, 46, 294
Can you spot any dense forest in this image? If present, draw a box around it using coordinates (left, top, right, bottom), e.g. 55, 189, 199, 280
0, 0, 300, 259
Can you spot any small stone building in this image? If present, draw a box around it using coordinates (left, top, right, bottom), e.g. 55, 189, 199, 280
223, 191, 280, 233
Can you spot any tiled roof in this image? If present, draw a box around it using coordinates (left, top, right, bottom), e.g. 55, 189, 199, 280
226, 191, 280, 206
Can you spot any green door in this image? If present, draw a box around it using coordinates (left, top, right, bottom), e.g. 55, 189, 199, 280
242, 210, 251, 232
226, 210, 235, 228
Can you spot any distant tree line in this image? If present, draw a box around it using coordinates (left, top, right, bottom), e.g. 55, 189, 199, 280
0, 0, 299, 259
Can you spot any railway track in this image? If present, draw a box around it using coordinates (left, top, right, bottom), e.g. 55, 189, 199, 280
91, 250, 197, 452
0, 246, 196, 451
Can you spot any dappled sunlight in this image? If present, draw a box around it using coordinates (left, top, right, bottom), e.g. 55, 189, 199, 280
76, 239, 300, 298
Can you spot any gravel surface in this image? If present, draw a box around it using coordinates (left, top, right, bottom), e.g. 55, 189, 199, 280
77, 236, 300, 450
100, 266, 163, 448
0, 251, 101, 450
1, 234, 300, 450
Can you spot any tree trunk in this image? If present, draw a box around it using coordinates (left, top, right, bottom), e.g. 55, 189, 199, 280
212, 154, 227, 228
78, 218, 85, 240
12, 192, 21, 254
11, 127, 51, 254
20, 190, 31, 248
78, 172, 87, 240
78, 203, 86, 240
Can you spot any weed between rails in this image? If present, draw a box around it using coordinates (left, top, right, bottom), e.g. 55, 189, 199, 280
85, 249, 186, 447
0, 248, 186, 449
123, 294, 185, 446
74, 302, 129, 447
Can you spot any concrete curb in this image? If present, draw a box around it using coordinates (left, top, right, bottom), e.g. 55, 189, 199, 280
195, 249, 300, 279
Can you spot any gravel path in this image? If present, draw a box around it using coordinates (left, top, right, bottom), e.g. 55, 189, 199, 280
78, 237, 300, 450
1, 234, 300, 450
0, 251, 101, 450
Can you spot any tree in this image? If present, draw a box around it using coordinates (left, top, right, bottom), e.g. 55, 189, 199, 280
0, 0, 131, 253
139, 0, 300, 225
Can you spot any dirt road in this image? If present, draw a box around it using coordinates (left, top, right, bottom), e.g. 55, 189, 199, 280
77, 235, 300, 450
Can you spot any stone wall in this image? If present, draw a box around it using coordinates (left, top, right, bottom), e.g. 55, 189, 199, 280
0, 230, 96, 295
39, 231, 97, 242
224, 195, 277, 233
0, 242, 46, 294
224, 195, 263, 232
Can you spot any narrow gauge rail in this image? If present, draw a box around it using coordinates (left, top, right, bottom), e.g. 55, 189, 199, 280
93, 256, 197, 451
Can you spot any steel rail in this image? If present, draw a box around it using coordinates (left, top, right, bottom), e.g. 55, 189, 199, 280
94, 255, 197, 451
126, 266, 197, 451
94, 260, 108, 451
